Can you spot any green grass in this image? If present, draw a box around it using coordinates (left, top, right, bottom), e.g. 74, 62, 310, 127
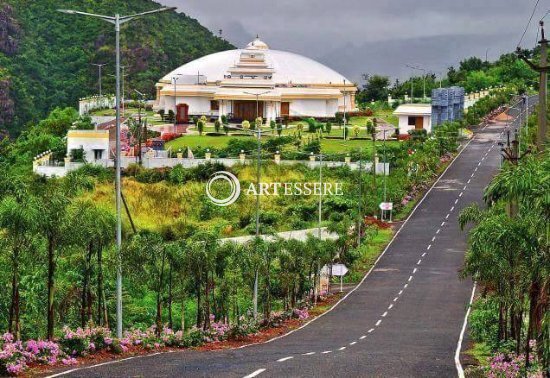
346, 228, 394, 282
166, 134, 252, 150
321, 138, 398, 154
465, 342, 492, 365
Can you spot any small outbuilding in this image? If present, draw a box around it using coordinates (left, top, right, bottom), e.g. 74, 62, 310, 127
393, 104, 432, 135
66, 129, 110, 162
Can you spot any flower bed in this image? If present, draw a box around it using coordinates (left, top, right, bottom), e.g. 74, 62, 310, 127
0, 306, 311, 376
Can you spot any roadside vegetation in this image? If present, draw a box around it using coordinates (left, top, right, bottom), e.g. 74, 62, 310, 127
0, 97, 466, 374
461, 108, 549, 377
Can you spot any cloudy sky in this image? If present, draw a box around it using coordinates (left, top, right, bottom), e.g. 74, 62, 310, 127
159, 0, 547, 83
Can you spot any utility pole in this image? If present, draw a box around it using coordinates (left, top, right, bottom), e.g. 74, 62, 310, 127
517, 21, 548, 151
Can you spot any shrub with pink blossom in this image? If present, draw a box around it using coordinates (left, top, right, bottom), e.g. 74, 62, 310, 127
292, 308, 309, 320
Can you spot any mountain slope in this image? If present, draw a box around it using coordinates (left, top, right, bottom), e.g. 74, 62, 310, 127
0, 0, 234, 136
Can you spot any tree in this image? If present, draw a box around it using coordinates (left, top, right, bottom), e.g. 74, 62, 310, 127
352, 125, 361, 138
66, 200, 115, 327
0, 194, 39, 340
214, 120, 221, 133
358, 74, 390, 103
325, 122, 332, 134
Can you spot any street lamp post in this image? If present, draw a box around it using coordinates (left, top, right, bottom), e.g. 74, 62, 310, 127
58, 6, 175, 339
91, 63, 106, 98
406, 64, 427, 100
172, 74, 183, 127
228, 124, 269, 318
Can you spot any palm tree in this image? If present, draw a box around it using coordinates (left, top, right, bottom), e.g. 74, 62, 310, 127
0, 195, 40, 340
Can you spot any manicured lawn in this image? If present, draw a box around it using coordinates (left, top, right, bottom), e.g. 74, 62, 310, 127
321, 138, 398, 154
166, 134, 252, 150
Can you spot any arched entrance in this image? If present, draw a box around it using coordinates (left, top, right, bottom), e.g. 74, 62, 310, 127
176, 103, 189, 124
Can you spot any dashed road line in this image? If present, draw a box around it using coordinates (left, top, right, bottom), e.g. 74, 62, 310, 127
427, 244, 432, 250
368, 328, 375, 333
382, 311, 388, 317
349, 341, 357, 346
413, 268, 417, 274
388, 304, 393, 310
339, 346, 346, 351
375, 320, 382, 326
244, 368, 266, 378
408, 275, 413, 282
277, 357, 293, 362
360, 335, 367, 340
417, 259, 422, 265
322, 350, 332, 354
421, 252, 427, 257
302, 352, 315, 356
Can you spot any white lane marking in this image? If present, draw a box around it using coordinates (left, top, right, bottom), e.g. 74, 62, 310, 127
459, 192, 463, 197
471, 173, 475, 178
277, 357, 293, 362
455, 198, 459, 204
474, 167, 478, 172
467, 179, 471, 184
382, 311, 388, 317
394, 296, 399, 301
232, 139, 474, 350
388, 304, 394, 310
450, 206, 455, 212
244, 369, 266, 378
339, 346, 347, 350
421, 252, 427, 257
302, 352, 315, 356
376, 320, 382, 326
446, 213, 450, 219
436, 228, 441, 234
478, 162, 481, 166
455, 283, 477, 378
427, 244, 432, 250
360, 335, 367, 340
368, 328, 375, 333
413, 268, 418, 274
441, 221, 446, 226
408, 275, 413, 282
417, 259, 422, 265
398, 289, 403, 295
431, 236, 436, 242
322, 350, 332, 354
44, 354, 161, 378
349, 341, 357, 346
463, 185, 467, 190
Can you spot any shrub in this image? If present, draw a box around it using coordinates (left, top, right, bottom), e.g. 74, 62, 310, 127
221, 114, 228, 125
325, 122, 332, 134
270, 119, 276, 133
168, 164, 191, 184
255, 117, 263, 129
352, 125, 361, 138
197, 120, 205, 135
242, 120, 250, 129
276, 124, 283, 136
305, 118, 317, 133
168, 110, 175, 122
214, 120, 221, 133
200, 115, 208, 123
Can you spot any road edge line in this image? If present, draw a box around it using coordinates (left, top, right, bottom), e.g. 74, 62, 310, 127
455, 282, 477, 378
237, 136, 475, 349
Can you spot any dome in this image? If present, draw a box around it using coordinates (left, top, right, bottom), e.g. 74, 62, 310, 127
246, 36, 269, 50
161, 39, 351, 85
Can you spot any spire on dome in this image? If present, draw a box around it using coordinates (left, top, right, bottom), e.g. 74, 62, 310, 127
246, 36, 269, 50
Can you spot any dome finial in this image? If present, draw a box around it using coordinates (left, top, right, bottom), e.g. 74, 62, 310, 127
246, 36, 269, 50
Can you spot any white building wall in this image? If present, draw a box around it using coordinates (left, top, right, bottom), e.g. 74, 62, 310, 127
290, 99, 335, 118
398, 115, 432, 135
162, 96, 212, 116
67, 131, 110, 162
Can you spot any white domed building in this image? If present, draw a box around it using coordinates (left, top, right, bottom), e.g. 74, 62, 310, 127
154, 38, 357, 123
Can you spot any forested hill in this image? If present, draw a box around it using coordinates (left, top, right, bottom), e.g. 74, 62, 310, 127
0, 0, 234, 136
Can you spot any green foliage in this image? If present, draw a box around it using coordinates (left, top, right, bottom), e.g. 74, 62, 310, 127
325, 122, 332, 134
214, 120, 221, 133
197, 120, 205, 135
0, 0, 233, 136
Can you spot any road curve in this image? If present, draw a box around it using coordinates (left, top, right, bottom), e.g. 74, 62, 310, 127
50, 122, 509, 378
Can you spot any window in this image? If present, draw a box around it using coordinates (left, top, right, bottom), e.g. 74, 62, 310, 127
210, 101, 219, 111
93, 149, 103, 160
408, 116, 416, 126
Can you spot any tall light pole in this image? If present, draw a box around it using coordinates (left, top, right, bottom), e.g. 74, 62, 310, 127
172, 74, 183, 126
58, 6, 176, 339
243, 90, 271, 319
406, 64, 427, 100
228, 123, 269, 318
91, 63, 107, 98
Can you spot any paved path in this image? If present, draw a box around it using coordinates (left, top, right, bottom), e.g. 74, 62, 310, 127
221, 227, 338, 244
48, 119, 513, 378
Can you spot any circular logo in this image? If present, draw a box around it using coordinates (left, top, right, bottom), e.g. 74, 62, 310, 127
206, 171, 241, 206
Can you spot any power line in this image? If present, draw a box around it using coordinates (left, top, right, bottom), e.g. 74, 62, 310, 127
518, 0, 541, 48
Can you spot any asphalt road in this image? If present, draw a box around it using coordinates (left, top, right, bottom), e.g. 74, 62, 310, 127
48, 115, 522, 378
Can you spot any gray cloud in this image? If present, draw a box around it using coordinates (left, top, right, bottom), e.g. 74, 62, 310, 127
160, 0, 547, 83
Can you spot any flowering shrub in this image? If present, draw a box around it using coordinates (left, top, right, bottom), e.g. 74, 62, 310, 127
228, 316, 259, 341
292, 308, 309, 320
480, 345, 542, 378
